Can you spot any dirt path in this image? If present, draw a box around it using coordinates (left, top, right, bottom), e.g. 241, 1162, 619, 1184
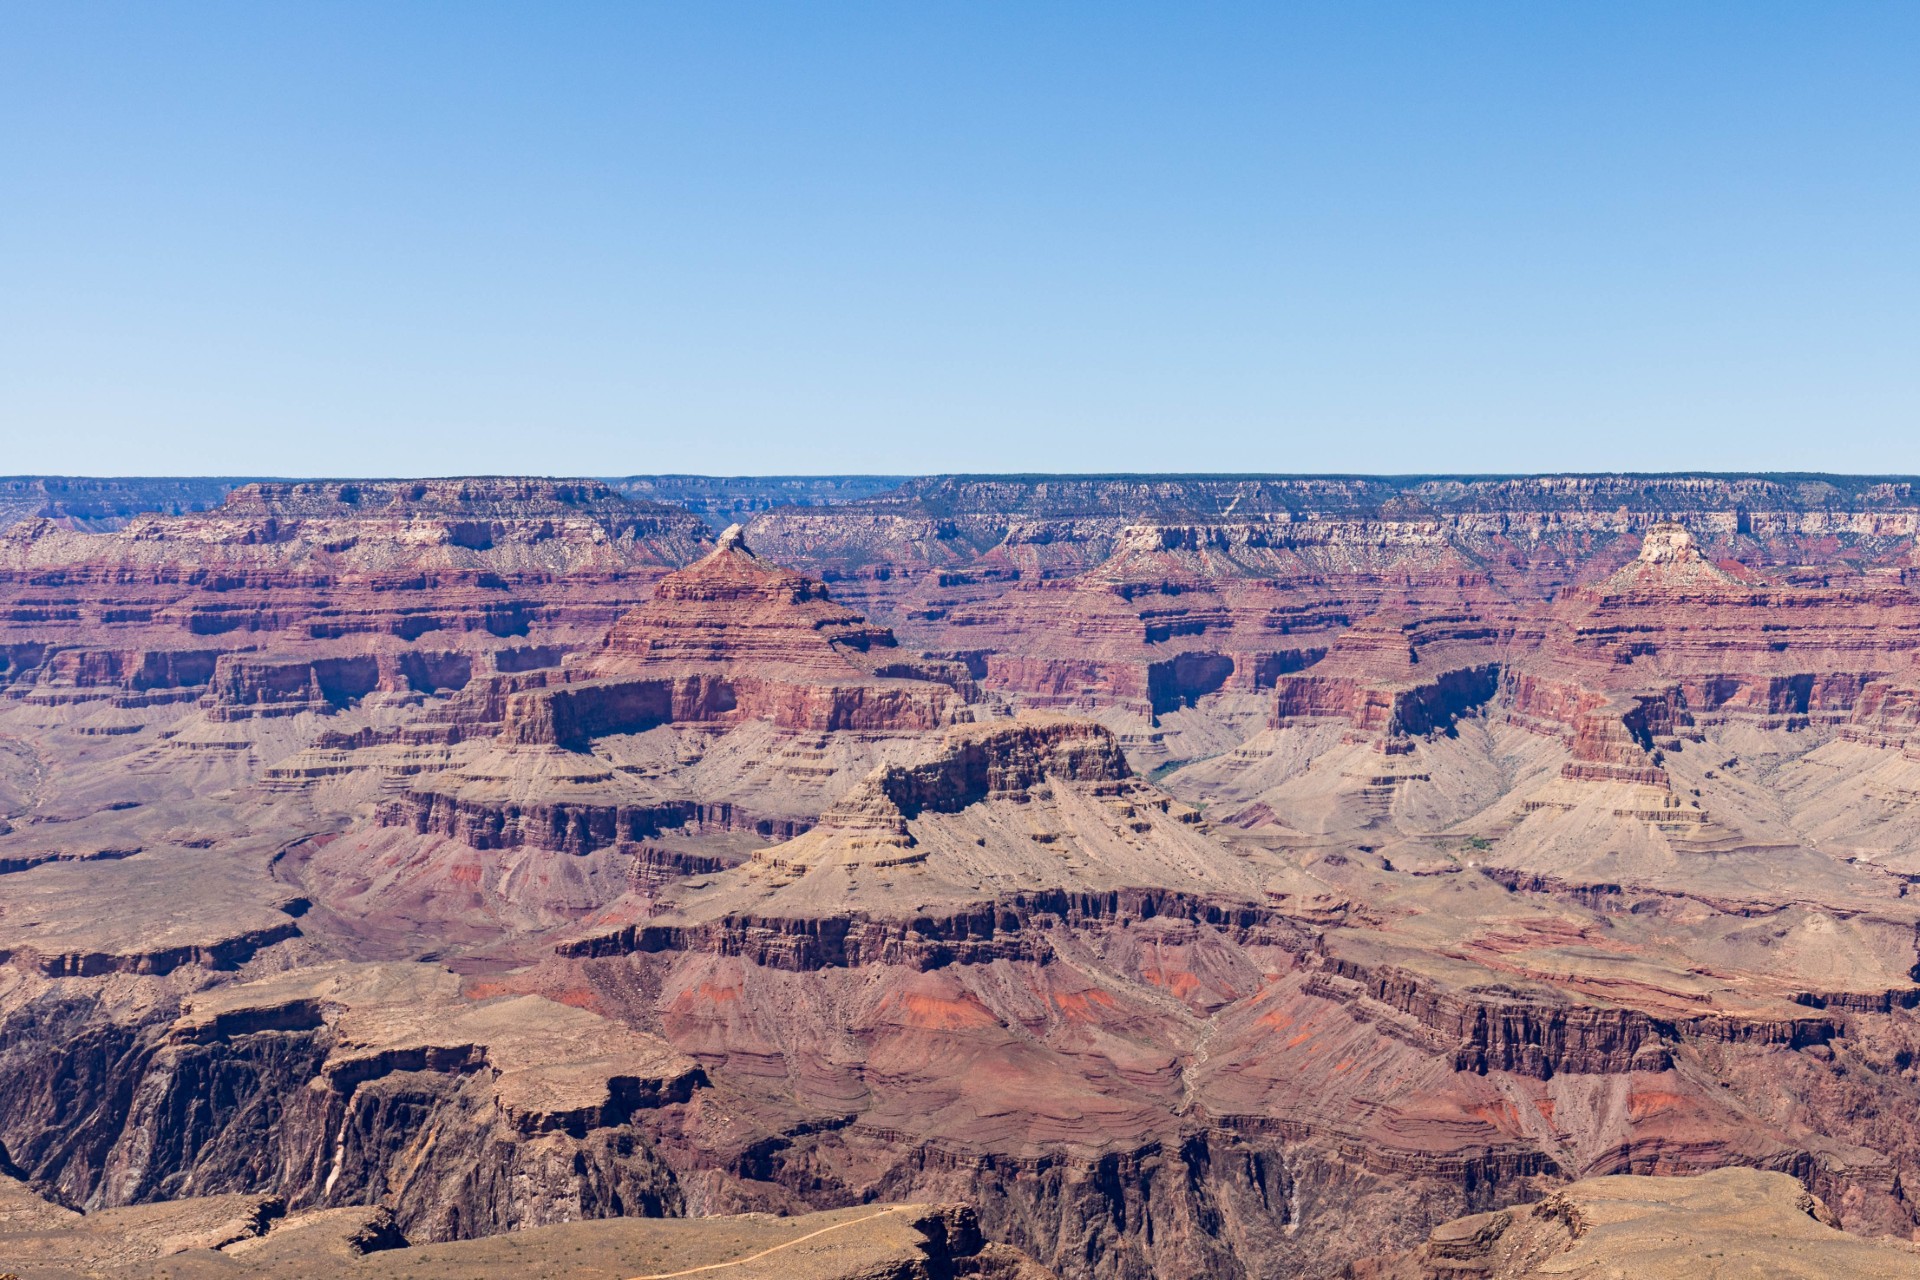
625, 1206, 912, 1279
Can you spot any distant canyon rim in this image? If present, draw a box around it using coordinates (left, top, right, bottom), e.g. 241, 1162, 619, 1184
3, 472, 1920, 1277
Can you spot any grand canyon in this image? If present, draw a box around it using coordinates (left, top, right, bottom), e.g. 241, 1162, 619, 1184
6, 472, 1920, 1278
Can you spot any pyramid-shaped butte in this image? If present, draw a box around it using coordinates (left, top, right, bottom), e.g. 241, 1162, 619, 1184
1592, 520, 1740, 593
592, 524, 897, 677
504, 527, 970, 747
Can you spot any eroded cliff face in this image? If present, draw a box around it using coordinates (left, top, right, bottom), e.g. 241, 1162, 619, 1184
0, 478, 714, 727
0, 476, 246, 532
5, 476, 1920, 1280
364, 528, 978, 858
744, 474, 1920, 631
732, 478, 1920, 780
0, 964, 695, 1242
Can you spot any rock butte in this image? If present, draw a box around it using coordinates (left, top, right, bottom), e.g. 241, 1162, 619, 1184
2, 473, 1920, 1278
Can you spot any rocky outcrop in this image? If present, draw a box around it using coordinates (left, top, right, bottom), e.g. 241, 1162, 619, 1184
495, 527, 969, 746
1273, 663, 1502, 738
562, 885, 1300, 969
1312, 954, 1845, 1079
0, 965, 699, 1242
502, 672, 957, 747
1842, 680, 1920, 753
385, 788, 807, 854
1360, 1167, 1916, 1279
388, 1201, 1052, 1279
203, 653, 385, 720
865, 719, 1132, 816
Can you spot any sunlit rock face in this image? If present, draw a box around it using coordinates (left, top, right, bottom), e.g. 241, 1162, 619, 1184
6, 474, 1920, 1279
1636, 521, 1701, 564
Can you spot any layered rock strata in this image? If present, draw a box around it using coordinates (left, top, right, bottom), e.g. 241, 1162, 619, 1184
0, 478, 713, 720
373, 527, 975, 855
7, 476, 1920, 1280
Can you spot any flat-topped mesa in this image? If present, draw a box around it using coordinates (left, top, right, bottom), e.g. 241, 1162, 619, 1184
1560, 704, 1672, 786
0, 476, 242, 532
759, 718, 1137, 861
262, 476, 647, 508
725, 717, 1230, 894
499, 527, 973, 748
1269, 611, 1508, 740
224, 475, 667, 517
868, 716, 1133, 816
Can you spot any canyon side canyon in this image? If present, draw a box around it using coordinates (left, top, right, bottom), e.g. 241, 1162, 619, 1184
4, 474, 1920, 1277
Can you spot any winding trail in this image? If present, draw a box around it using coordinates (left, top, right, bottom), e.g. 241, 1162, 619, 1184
626, 1206, 913, 1279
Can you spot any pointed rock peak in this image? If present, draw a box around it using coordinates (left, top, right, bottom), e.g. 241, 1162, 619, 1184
714, 523, 754, 557
1637, 522, 1702, 565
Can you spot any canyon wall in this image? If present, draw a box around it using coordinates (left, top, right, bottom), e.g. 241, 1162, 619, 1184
4, 474, 1920, 1280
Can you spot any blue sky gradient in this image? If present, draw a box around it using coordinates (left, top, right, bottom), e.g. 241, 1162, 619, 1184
2, 2, 1916, 476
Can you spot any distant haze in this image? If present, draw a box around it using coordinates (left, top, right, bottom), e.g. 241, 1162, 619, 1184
2, 3, 1915, 475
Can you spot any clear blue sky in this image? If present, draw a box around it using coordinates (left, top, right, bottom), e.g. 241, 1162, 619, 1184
2, 2, 1915, 477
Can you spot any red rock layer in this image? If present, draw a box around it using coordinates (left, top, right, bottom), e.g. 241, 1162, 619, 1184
0, 479, 713, 714
499, 527, 971, 746
918, 527, 1499, 720
734, 482, 1920, 756
1502, 524, 1920, 783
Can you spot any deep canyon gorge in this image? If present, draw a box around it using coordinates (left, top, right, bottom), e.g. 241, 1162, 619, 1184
4, 473, 1920, 1277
